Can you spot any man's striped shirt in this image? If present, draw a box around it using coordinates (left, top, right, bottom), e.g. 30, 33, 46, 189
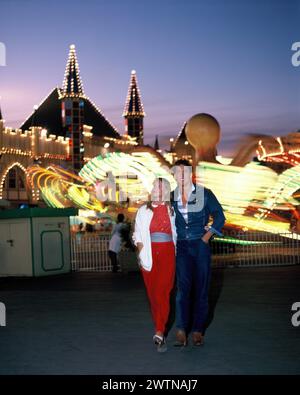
176, 183, 196, 223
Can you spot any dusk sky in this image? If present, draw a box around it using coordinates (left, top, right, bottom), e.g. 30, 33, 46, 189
0, 0, 299, 155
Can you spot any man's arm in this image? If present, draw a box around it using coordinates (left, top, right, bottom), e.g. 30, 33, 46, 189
202, 189, 226, 243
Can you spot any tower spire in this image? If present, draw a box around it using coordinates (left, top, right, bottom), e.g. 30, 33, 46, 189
62, 44, 85, 97
61, 45, 85, 173
154, 134, 159, 151
123, 70, 145, 145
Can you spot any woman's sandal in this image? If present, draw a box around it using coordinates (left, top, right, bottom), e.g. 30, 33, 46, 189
153, 334, 167, 353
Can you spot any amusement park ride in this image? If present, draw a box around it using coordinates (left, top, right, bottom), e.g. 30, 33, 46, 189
27, 113, 300, 240
1, 46, 299, 240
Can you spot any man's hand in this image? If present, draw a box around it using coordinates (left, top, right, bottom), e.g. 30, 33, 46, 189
137, 242, 144, 252
201, 229, 213, 244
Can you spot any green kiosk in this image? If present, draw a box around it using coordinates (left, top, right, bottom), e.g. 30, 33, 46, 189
0, 208, 78, 277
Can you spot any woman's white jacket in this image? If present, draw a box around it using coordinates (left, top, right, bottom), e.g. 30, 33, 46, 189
132, 204, 177, 272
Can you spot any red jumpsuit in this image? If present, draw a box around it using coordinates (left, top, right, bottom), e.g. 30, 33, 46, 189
141, 204, 175, 334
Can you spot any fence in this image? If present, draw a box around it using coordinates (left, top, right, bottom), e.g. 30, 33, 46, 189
71, 233, 111, 272
70, 230, 300, 272
212, 230, 300, 268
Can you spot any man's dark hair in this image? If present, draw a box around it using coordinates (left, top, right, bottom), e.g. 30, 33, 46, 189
117, 213, 125, 223
174, 159, 191, 167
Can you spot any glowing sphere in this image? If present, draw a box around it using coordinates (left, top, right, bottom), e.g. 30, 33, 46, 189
185, 113, 221, 162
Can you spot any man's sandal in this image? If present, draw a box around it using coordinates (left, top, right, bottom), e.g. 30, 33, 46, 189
192, 332, 204, 346
173, 330, 187, 347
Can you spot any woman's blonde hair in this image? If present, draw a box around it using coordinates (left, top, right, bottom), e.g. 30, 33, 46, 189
146, 177, 174, 215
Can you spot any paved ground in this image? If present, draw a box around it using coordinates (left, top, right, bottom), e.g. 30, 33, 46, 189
0, 265, 300, 375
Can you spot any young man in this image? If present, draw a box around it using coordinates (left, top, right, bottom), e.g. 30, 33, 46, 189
171, 159, 226, 346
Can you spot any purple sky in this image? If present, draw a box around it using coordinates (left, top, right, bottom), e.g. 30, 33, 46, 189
0, 0, 299, 156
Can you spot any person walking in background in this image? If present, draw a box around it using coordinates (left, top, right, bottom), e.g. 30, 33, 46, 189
108, 213, 125, 273
132, 177, 177, 352
172, 159, 226, 347
75, 222, 85, 245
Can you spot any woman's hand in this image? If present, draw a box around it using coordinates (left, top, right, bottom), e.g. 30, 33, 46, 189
137, 242, 144, 253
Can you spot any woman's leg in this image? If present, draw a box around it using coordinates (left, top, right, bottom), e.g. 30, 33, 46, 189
141, 265, 158, 329
154, 242, 175, 334
142, 242, 175, 335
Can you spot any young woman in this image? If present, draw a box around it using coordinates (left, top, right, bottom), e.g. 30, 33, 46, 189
132, 178, 177, 352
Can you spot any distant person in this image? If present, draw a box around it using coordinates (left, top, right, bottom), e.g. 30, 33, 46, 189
108, 213, 125, 273
75, 222, 85, 244
85, 223, 94, 233
132, 178, 177, 352
120, 220, 135, 252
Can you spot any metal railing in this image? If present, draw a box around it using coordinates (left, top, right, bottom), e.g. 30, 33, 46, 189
70, 230, 300, 272
71, 233, 111, 272
212, 230, 300, 268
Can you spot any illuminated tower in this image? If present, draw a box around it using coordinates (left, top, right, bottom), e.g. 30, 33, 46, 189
154, 134, 159, 151
60, 44, 85, 172
123, 70, 145, 145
